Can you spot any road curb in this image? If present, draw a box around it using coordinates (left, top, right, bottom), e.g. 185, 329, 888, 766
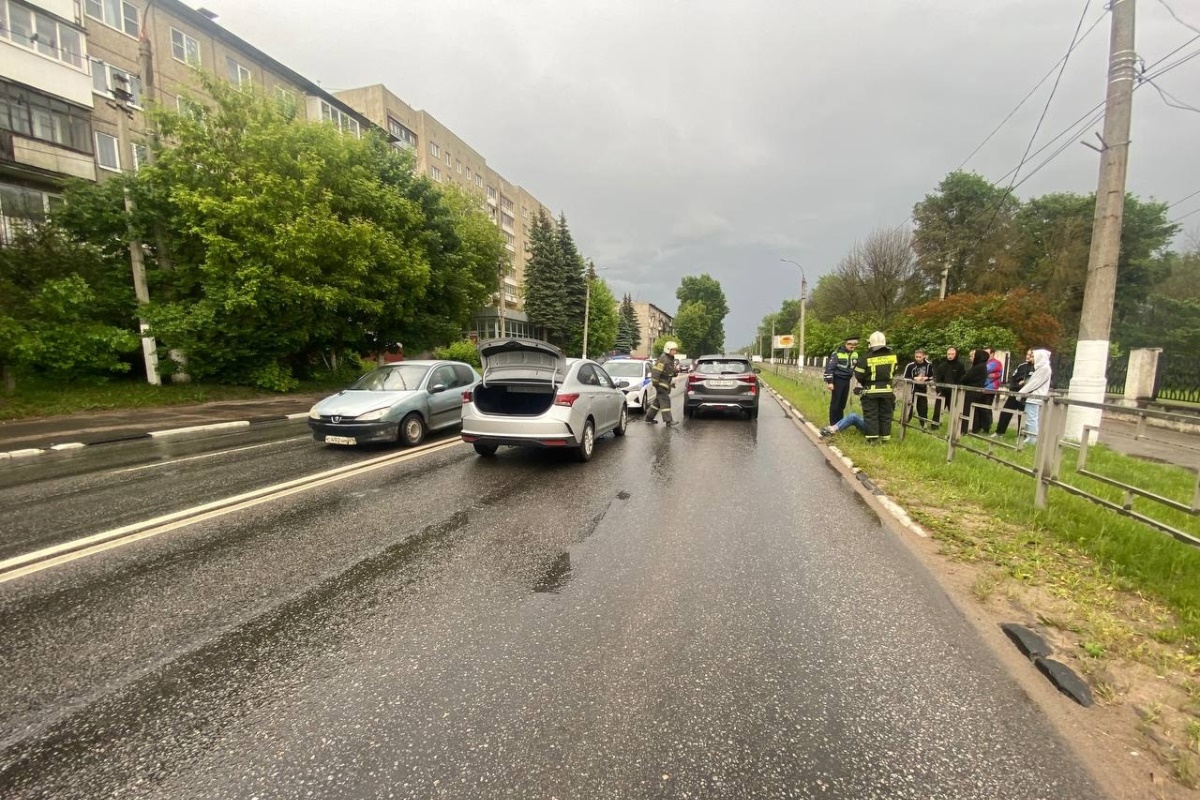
0, 412, 311, 461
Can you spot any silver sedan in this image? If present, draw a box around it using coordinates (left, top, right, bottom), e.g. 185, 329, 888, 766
460, 338, 628, 461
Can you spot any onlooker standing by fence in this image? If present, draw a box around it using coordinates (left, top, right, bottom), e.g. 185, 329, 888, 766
1018, 348, 1053, 445
931, 346, 965, 429
994, 349, 1034, 437
902, 348, 933, 428
962, 349, 992, 435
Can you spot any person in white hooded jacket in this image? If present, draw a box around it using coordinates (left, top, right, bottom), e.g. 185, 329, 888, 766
1017, 348, 1052, 444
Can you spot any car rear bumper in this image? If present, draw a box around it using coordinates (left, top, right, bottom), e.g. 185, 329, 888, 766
308, 420, 399, 444
460, 410, 579, 446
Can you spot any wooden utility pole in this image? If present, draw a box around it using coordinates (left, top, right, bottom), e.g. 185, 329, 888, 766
1065, 0, 1136, 441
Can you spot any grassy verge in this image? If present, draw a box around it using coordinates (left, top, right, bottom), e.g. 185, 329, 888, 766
0, 376, 347, 421
761, 368, 1200, 787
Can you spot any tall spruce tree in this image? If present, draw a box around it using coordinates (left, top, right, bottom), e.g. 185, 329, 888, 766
522, 210, 568, 346
616, 293, 641, 354
558, 214, 588, 353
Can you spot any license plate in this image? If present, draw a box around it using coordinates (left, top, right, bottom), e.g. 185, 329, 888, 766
708, 380, 736, 388
324, 435, 357, 446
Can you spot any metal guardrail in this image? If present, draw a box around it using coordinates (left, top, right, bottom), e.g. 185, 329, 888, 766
764, 364, 1200, 549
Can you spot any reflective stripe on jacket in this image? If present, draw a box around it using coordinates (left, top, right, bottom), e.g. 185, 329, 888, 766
854, 347, 897, 395
823, 347, 857, 382
650, 353, 677, 390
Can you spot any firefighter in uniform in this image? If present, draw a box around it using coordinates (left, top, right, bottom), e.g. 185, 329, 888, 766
644, 341, 679, 426
823, 335, 859, 426
854, 330, 898, 443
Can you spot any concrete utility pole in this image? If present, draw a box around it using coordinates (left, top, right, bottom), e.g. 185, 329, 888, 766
111, 74, 160, 386
1066, 0, 1137, 442
497, 257, 507, 339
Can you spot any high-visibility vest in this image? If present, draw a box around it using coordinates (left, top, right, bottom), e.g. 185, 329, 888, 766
855, 347, 897, 395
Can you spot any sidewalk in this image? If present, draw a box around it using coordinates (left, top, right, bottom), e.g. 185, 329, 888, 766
0, 392, 328, 456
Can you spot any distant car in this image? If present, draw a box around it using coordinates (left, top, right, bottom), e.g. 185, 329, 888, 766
676, 358, 693, 374
461, 338, 628, 461
308, 360, 481, 447
602, 358, 653, 412
684, 354, 761, 419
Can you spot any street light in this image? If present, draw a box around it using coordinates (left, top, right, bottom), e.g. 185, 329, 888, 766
582, 262, 615, 359
779, 259, 807, 368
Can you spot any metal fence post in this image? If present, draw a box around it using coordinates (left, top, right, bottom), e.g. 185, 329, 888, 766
1034, 398, 1053, 508
946, 387, 965, 463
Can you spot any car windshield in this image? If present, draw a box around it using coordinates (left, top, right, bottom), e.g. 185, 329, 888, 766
604, 362, 646, 378
697, 360, 750, 375
350, 365, 429, 392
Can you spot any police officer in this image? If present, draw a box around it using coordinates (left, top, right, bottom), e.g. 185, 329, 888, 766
823, 334, 859, 426
644, 341, 679, 427
854, 330, 898, 443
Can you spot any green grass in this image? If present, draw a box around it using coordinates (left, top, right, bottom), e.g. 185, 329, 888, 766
761, 368, 1200, 649
0, 375, 347, 421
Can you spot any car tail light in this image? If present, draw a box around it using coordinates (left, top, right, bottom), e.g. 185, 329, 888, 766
461, 390, 473, 403
741, 375, 758, 393
688, 374, 703, 385
554, 392, 580, 407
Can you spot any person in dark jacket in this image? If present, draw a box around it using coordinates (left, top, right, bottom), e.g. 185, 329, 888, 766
853, 331, 898, 443
960, 348, 992, 434
644, 341, 679, 426
930, 346, 965, 428
901, 348, 933, 428
994, 348, 1034, 436
823, 335, 859, 426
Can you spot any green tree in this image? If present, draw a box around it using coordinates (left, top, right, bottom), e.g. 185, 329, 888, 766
672, 301, 710, 357
558, 214, 588, 354
615, 294, 641, 354
583, 270, 619, 359
523, 210, 569, 347
676, 274, 728, 354
912, 170, 1021, 296
0, 224, 138, 391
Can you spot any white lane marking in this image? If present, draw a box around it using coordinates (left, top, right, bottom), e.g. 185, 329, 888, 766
4, 449, 45, 459
149, 420, 250, 438
50, 442, 86, 451
115, 436, 310, 473
0, 438, 462, 582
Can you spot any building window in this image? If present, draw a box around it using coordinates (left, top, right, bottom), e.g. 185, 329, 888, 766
225, 56, 252, 89
91, 59, 142, 107
177, 95, 206, 121
487, 185, 497, 202
504, 231, 515, 248
84, 0, 139, 37
95, 131, 119, 171
500, 196, 514, 212
429, 165, 441, 182
318, 101, 360, 138
501, 211, 515, 229
474, 173, 483, 188
132, 142, 149, 170
430, 142, 440, 158
274, 86, 296, 114
444, 151, 451, 167
0, 3, 86, 69
387, 117, 417, 149
0, 183, 61, 242
170, 28, 201, 67
0, 80, 93, 152
456, 160, 463, 174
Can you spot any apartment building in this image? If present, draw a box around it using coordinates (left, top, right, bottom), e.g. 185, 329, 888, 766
0, 0, 94, 240
631, 301, 674, 359
336, 83, 554, 341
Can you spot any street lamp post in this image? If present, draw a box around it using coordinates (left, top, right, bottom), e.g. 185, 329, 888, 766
779, 259, 807, 368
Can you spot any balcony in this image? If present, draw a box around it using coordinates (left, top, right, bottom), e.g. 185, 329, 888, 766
2, 131, 96, 182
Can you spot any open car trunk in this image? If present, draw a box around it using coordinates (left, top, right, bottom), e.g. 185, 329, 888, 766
473, 382, 557, 416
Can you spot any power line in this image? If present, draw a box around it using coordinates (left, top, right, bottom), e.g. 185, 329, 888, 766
956, 9, 1108, 171
1173, 206, 1200, 223
1169, 188, 1200, 208
1156, 0, 1200, 35
1143, 76, 1200, 113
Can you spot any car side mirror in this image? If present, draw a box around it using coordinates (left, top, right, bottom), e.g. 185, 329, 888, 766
753, 368, 761, 374
614, 379, 630, 388
430, 383, 447, 394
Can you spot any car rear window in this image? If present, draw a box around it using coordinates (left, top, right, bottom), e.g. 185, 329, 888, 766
697, 360, 751, 375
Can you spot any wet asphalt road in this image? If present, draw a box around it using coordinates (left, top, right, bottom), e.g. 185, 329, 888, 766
0, 392, 1102, 798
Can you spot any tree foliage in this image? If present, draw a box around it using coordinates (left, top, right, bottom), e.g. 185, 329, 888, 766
53, 76, 502, 390
583, 271, 619, 359
676, 274, 728, 354
615, 293, 641, 354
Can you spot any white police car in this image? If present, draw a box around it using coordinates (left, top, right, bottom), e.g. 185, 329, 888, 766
601, 357, 654, 412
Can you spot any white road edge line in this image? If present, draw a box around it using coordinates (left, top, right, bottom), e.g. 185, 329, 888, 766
0, 438, 462, 581
115, 436, 311, 473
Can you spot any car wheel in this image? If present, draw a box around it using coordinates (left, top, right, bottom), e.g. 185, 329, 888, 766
614, 405, 628, 437
748, 407, 759, 420
577, 419, 596, 462
473, 441, 498, 457
641, 391, 648, 411
684, 405, 695, 419
399, 413, 426, 446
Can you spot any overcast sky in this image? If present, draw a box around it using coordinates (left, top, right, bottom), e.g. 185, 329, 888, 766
196, 0, 1200, 347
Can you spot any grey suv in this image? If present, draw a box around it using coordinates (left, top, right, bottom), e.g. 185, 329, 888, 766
683, 355, 761, 419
